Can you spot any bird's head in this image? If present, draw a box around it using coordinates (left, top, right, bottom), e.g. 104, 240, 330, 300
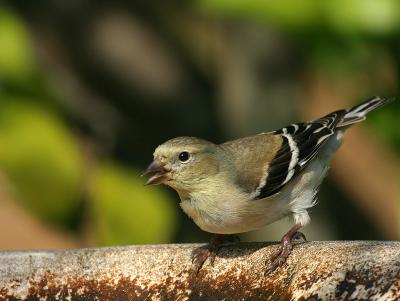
143, 137, 220, 192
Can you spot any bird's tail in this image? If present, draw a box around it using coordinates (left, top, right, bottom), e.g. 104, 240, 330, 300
337, 96, 394, 128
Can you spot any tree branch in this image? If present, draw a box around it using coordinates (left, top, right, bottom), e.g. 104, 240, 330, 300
0, 241, 399, 300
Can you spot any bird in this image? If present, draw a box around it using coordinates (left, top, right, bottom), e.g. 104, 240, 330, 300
143, 96, 394, 271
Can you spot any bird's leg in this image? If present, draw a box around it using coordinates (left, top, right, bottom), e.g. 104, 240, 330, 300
191, 234, 239, 273
269, 223, 305, 271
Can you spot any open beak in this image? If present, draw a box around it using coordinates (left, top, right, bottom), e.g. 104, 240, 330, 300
142, 160, 171, 185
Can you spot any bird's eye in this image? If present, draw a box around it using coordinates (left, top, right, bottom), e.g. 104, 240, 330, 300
178, 151, 190, 162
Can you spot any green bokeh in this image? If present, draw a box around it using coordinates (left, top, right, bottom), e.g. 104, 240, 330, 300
324, 0, 400, 35
197, 0, 400, 34
198, 0, 321, 29
90, 163, 179, 245
0, 101, 83, 227
0, 8, 35, 81
367, 103, 400, 152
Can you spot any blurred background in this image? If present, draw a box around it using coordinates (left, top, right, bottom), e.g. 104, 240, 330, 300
0, 0, 399, 250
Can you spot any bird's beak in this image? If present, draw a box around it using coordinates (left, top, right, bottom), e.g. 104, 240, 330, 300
142, 160, 171, 185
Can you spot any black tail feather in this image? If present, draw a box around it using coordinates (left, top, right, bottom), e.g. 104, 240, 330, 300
337, 96, 394, 128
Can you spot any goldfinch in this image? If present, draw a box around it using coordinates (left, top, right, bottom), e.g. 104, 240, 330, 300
143, 96, 393, 270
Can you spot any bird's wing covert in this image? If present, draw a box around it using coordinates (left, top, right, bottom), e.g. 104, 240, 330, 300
255, 110, 345, 198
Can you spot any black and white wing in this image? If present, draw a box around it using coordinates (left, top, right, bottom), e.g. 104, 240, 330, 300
254, 110, 346, 199
251, 96, 392, 199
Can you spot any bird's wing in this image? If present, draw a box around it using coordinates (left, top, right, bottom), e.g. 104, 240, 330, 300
220, 133, 284, 195
256, 110, 346, 198
221, 110, 346, 199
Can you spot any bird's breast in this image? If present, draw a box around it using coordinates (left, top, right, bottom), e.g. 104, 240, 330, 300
179, 196, 231, 234
179, 189, 287, 234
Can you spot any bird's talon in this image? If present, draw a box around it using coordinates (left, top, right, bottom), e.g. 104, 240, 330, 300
191, 235, 229, 273
270, 245, 283, 261
209, 252, 217, 266
191, 247, 211, 272
267, 223, 303, 272
292, 231, 307, 242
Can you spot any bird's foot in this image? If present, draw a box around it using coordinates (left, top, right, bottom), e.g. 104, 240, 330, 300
268, 235, 293, 271
267, 224, 304, 272
191, 234, 239, 274
191, 246, 217, 273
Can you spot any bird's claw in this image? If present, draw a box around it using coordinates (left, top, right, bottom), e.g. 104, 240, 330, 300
191, 242, 220, 273
190, 234, 238, 274
191, 247, 215, 273
292, 231, 307, 242
268, 237, 293, 272
266, 224, 304, 273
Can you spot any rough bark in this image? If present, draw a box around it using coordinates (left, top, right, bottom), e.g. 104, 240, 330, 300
0, 241, 399, 300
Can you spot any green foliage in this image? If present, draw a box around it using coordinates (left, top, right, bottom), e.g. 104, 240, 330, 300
0, 8, 36, 81
198, 0, 321, 29
367, 103, 400, 153
89, 163, 178, 245
307, 40, 387, 76
0, 101, 83, 227
324, 0, 399, 35
197, 0, 400, 34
